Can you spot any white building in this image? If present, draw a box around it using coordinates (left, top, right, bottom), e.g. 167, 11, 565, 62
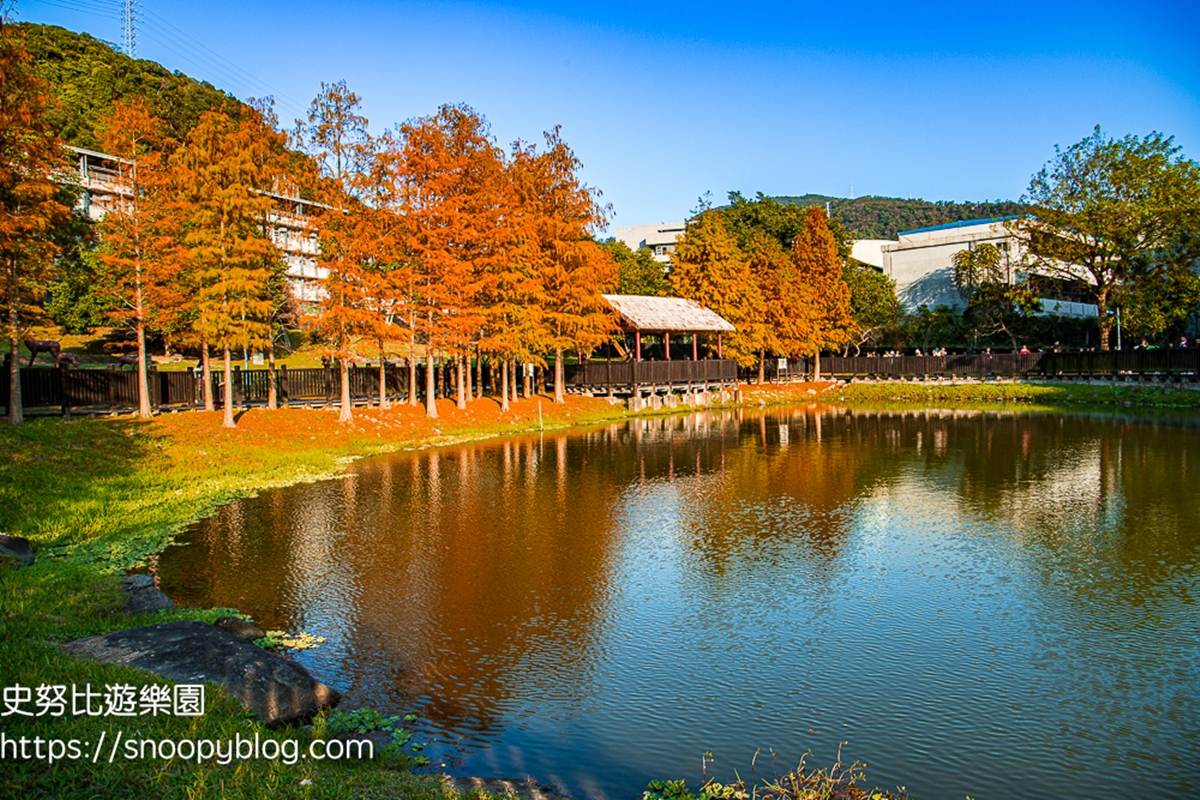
613, 222, 686, 263
879, 217, 1096, 318
68, 146, 329, 304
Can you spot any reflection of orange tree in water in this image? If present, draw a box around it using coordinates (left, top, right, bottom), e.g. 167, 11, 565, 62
672, 407, 905, 587
329, 433, 626, 736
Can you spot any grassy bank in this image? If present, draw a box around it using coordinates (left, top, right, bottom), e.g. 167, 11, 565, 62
742, 378, 1200, 412
0, 394, 629, 799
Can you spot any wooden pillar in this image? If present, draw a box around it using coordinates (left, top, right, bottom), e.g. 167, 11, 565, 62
232, 365, 243, 409
149, 365, 160, 412
635, 330, 642, 362
280, 364, 289, 408
323, 364, 333, 408
693, 333, 698, 361
187, 367, 197, 410
718, 334, 723, 359
59, 361, 71, 421
664, 332, 670, 361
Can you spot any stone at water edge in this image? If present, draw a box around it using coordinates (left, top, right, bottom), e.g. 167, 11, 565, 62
62, 620, 340, 726
0, 534, 34, 567
120, 574, 174, 614
214, 616, 266, 642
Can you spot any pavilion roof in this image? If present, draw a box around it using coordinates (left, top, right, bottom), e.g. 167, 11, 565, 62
602, 294, 736, 333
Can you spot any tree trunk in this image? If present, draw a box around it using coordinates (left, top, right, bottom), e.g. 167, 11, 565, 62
813, 351, 821, 382
524, 361, 532, 399
409, 335, 418, 407
222, 346, 235, 428
425, 350, 438, 417
136, 319, 151, 419
339, 358, 353, 422
464, 350, 473, 402
500, 358, 510, 412
201, 343, 214, 412
1096, 287, 1112, 351
511, 359, 519, 402
378, 348, 389, 410
757, 350, 765, 385
475, 346, 483, 399
554, 348, 565, 403
267, 340, 278, 410
456, 353, 466, 410
7, 326, 22, 426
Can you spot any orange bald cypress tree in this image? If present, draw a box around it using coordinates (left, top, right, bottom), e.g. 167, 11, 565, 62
509, 128, 616, 404
1, 19, 71, 425
791, 207, 852, 378
399, 105, 506, 417
745, 231, 805, 383
94, 98, 173, 418
297, 81, 377, 422
170, 110, 278, 428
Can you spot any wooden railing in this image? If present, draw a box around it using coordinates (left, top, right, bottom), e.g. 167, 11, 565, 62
562, 359, 738, 392
819, 353, 1047, 377
5, 349, 1197, 416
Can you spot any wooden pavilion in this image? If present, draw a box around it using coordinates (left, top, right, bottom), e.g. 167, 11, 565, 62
602, 294, 735, 361
561, 295, 739, 396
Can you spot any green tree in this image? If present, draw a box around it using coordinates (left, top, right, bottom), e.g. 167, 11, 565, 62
951, 242, 1005, 299
602, 238, 669, 296
842, 263, 902, 355
1015, 126, 1200, 350
963, 282, 1041, 350
720, 191, 852, 261
907, 304, 967, 351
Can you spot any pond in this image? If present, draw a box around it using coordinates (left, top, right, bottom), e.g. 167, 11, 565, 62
157, 406, 1200, 799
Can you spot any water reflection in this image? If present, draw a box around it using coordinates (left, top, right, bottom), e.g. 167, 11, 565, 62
158, 407, 1200, 799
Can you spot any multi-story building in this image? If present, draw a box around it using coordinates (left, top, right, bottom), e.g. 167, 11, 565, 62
613, 222, 686, 263
879, 217, 1097, 318
68, 145, 329, 304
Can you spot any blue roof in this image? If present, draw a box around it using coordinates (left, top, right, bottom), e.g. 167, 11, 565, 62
900, 216, 1021, 236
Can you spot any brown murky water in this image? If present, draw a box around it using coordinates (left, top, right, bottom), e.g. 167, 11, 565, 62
158, 406, 1200, 799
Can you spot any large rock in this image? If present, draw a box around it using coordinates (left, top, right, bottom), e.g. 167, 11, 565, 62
213, 616, 266, 642
120, 574, 174, 614
62, 621, 340, 726
0, 534, 34, 567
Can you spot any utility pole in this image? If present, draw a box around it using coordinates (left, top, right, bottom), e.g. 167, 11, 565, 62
123, 0, 137, 58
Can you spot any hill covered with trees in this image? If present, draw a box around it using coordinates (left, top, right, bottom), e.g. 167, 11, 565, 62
17, 22, 244, 149
773, 193, 1026, 239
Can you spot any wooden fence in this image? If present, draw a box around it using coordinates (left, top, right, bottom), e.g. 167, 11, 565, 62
1, 364, 416, 416
5, 349, 1197, 417
818, 353, 1047, 378
562, 359, 738, 393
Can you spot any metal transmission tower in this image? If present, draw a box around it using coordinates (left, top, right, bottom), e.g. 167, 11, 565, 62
123, 0, 137, 57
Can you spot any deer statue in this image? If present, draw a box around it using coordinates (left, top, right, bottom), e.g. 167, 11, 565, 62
24, 338, 61, 367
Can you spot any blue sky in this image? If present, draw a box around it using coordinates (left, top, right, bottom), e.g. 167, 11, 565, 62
16, 0, 1200, 229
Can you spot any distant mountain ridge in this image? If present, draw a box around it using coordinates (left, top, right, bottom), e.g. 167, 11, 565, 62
774, 194, 1026, 240
17, 22, 246, 150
